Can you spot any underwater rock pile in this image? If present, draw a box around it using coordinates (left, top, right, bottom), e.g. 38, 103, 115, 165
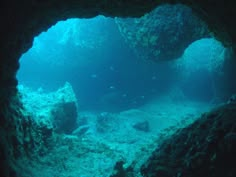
116, 4, 210, 61
18, 82, 78, 134
141, 102, 236, 177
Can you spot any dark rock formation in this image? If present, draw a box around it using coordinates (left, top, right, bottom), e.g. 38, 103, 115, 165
1, 0, 236, 177
133, 121, 150, 132
181, 0, 236, 48
51, 102, 78, 134
141, 102, 236, 177
116, 4, 209, 61
0, 94, 54, 177
110, 161, 134, 177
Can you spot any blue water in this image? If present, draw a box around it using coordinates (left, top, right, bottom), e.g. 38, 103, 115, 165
17, 16, 183, 112
18, 16, 228, 113
18, 15, 228, 112
16, 10, 236, 177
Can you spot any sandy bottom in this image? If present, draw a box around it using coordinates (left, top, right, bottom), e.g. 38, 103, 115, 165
16, 99, 212, 177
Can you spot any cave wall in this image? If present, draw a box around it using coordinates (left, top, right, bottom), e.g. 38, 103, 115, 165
1, 0, 236, 101
1, 0, 236, 102
141, 103, 236, 177
116, 4, 210, 61
1, 0, 236, 177
0, 0, 162, 104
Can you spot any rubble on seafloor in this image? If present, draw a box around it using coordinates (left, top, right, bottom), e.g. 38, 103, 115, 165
18, 82, 78, 134
16, 82, 231, 177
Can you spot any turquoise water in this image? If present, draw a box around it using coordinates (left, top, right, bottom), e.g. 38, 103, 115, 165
16, 8, 234, 177
17, 16, 226, 112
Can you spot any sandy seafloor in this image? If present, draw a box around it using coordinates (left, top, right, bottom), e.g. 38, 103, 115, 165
17, 98, 212, 177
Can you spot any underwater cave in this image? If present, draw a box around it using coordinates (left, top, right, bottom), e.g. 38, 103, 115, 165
1, 1, 236, 177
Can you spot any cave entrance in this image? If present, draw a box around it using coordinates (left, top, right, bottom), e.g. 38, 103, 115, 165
16, 4, 234, 177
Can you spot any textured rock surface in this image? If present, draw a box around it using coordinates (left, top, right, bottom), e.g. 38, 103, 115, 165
0, 82, 78, 176
141, 102, 236, 177
116, 4, 209, 61
1, 0, 236, 177
0, 95, 30, 177
0, 94, 55, 177
18, 82, 78, 134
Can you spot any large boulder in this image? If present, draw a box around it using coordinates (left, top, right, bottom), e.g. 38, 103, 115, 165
18, 82, 78, 134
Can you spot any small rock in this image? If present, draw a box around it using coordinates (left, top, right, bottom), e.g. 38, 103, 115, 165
133, 121, 150, 132
227, 94, 236, 104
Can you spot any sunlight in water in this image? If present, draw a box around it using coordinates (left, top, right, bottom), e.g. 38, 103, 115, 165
16, 4, 235, 177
